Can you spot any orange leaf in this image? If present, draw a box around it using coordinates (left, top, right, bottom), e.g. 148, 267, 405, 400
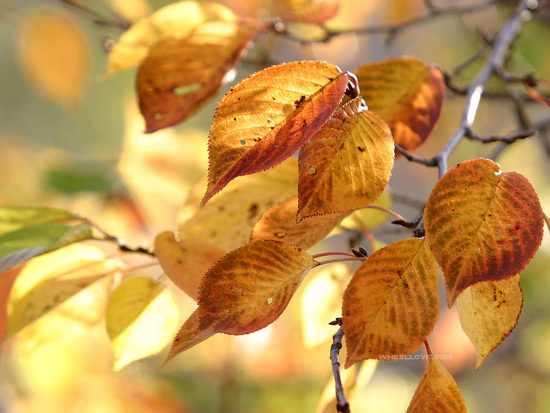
275, 0, 341, 24
297, 97, 394, 220
353, 57, 444, 154
154, 231, 224, 300
343, 237, 438, 367
407, 358, 467, 413
198, 240, 319, 334
456, 274, 523, 369
202, 60, 349, 206
138, 19, 264, 132
250, 196, 346, 250
424, 158, 544, 306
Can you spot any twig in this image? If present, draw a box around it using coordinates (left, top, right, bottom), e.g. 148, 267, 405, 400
395, 145, 437, 167
465, 128, 537, 143
58, 0, 130, 30
329, 318, 351, 413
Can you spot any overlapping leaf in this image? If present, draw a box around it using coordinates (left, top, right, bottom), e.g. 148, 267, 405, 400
202, 60, 349, 205
250, 196, 346, 250
137, 19, 264, 132
106, 0, 236, 74
424, 158, 544, 306
154, 231, 224, 300
198, 239, 319, 334
106, 277, 179, 370
342, 238, 438, 367
298, 97, 394, 220
275, 0, 341, 24
457, 274, 523, 369
178, 157, 299, 252
353, 57, 445, 153
407, 358, 467, 413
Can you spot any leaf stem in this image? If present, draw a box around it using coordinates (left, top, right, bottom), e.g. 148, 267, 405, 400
316, 257, 366, 266
361, 205, 406, 222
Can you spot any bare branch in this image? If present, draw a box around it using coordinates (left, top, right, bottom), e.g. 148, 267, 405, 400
465, 128, 537, 143
329, 318, 350, 413
58, 0, 130, 30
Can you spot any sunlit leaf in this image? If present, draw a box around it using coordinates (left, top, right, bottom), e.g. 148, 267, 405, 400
343, 237, 438, 367
6, 244, 121, 339
154, 231, 224, 300
106, 0, 236, 74
456, 274, 523, 369
424, 158, 544, 306
178, 157, 299, 253
407, 358, 468, 413
251, 196, 346, 250
0, 206, 78, 235
198, 240, 319, 334
202, 60, 349, 205
275, 0, 341, 24
353, 57, 445, 154
106, 277, 179, 370
298, 97, 394, 220
17, 10, 90, 107
138, 19, 264, 132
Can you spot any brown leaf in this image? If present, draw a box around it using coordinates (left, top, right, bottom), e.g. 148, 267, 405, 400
353, 57, 445, 154
297, 97, 394, 220
343, 237, 439, 367
202, 60, 349, 206
424, 158, 544, 306
138, 19, 264, 132
250, 196, 346, 250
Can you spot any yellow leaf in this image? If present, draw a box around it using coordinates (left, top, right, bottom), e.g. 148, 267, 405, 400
298, 97, 394, 220
106, 0, 235, 74
343, 238, 438, 367
275, 0, 341, 24
17, 10, 91, 107
7, 244, 121, 339
456, 274, 523, 369
407, 358, 468, 413
105, 277, 179, 370
178, 157, 299, 253
202, 60, 349, 205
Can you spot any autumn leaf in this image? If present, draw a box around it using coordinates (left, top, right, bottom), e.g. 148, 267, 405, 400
456, 274, 523, 369
275, 0, 341, 24
202, 60, 349, 205
298, 97, 394, 220
106, 0, 236, 74
353, 57, 444, 154
424, 158, 544, 306
407, 358, 468, 413
250, 196, 346, 250
198, 240, 319, 334
178, 157, 299, 253
17, 10, 90, 107
343, 237, 438, 367
137, 19, 265, 132
106, 277, 179, 370
154, 231, 224, 300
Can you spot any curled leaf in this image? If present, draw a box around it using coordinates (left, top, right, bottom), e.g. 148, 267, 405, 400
424, 158, 544, 306
202, 60, 349, 205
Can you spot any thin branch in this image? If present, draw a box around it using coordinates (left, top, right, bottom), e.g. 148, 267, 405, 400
58, 0, 130, 30
82, 218, 155, 256
465, 128, 537, 143
329, 318, 351, 413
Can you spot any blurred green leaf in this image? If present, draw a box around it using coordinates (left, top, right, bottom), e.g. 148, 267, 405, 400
0, 207, 77, 236
46, 167, 113, 194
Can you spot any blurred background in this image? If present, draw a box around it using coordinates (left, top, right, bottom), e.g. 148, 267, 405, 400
0, 0, 549, 412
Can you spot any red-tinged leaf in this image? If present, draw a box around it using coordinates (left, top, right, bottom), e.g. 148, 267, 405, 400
407, 358, 468, 413
138, 19, 264, 132
202, 60, 349, 206
198, 240, 319, 334
424, 158, 544, 306
297, 97, 394, 220
250, 196, 346, 250
161, 309, 217, 368
154, 231, 224, 300
456, 274, 523, 369
275, 0, 341, 24
343, 238, 439, 367
353, 57, 445, 154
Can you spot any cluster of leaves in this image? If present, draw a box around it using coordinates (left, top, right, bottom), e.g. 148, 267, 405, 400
2, 0, 549, 412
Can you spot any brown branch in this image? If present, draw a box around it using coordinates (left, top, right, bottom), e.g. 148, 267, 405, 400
58, 0, 130, 30
465, 128, 537, 143
329, 318, 350, 413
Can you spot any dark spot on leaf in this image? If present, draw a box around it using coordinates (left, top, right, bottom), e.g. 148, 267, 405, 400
294, 95, 306, 108
248, 203, 259, 219
358, 146, 365, 152
233, 117, 237, 121
515, 223, 521, 230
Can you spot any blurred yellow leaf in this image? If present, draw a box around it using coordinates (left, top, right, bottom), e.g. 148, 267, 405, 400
17, 10, 91, 107
106, 0, 236, 74
457, 274, 523, 369
107, 0, 151, 22
105, 277, 179, 371
275, 0, 341, 23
